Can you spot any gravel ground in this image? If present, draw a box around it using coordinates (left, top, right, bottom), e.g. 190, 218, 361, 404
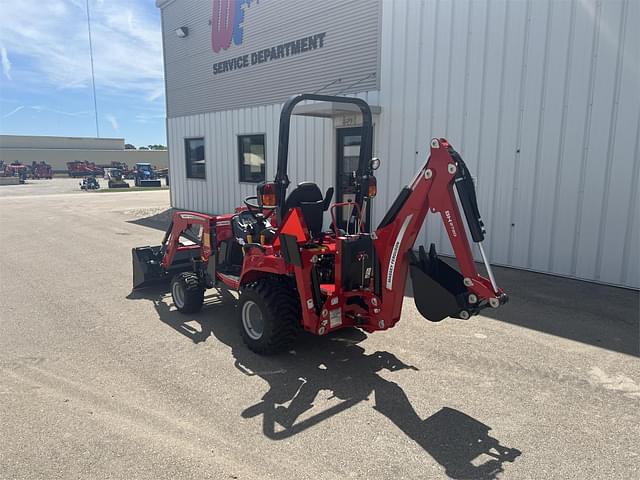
0, 182, 638, 480
0, 177, 167, 198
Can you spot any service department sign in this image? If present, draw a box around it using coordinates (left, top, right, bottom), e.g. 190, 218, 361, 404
210, 0, 327, 74
161, 0, 380, 116
212, 33, 326, 74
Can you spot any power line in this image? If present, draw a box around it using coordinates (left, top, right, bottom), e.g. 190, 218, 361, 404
334, 73, 376, 96
312, 78, 342, 95
85, 0, 100, 137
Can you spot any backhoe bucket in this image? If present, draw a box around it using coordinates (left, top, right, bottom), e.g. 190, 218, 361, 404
409, 244, 466, 321
132, 245, 165, 289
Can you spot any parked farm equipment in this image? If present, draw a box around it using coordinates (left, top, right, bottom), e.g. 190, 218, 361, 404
100, 162, 133, 179
133, 94, 507, 355
3, 162, 29, 183
31, 162, 53, 179
67, 161, 102, 178
105, 168, 130, 188
133, 163, 161, 187
80, 176, 100, 190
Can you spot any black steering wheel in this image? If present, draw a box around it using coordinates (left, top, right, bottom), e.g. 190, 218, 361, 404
244, 196, 276, 220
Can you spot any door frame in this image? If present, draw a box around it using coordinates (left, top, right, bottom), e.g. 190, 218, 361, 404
335, 126, 363, 228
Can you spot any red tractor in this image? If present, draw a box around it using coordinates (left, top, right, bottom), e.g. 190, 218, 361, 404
4, 162, 29, 183
67, 161, 102, 178
133, 94, 507, 354
31, 161, 53, 179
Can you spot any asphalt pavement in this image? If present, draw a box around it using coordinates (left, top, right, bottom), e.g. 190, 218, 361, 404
0, 180, 638, 479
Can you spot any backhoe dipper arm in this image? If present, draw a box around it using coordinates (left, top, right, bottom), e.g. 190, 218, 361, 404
373, 138, 506, 327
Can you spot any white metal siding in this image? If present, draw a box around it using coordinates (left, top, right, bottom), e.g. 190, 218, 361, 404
373, 0, 639, 288
167, 105, 334, 215
167, 90, 381, 216
165, 0, 638, 289
160, 0, 380, 116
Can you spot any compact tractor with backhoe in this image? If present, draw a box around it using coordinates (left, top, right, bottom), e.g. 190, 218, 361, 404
132, 94, 507, 354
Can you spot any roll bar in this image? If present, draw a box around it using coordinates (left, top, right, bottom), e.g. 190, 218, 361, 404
274, 94, 374, 225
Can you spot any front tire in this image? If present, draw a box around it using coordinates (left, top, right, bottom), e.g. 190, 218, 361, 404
171, 272, 205, 313
238, 278, 301, 354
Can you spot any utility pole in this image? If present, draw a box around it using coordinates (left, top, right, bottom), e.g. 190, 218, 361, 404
85, 0, 100, 137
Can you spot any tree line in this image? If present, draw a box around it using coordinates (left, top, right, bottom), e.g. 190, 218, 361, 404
125, 144, 167, 150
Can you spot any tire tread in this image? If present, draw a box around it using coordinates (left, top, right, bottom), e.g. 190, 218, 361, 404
173, 272, 205, 313
239, 277, 301, 354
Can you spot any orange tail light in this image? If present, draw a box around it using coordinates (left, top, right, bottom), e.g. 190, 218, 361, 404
260, 182, 277, 207
368, 176, 377, 197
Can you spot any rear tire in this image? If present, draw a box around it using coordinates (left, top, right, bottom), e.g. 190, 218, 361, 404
238, 278, 301, 354
171, 272, 205, 313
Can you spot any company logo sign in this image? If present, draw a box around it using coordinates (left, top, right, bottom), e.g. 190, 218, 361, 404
210, 0, 327, 75
211, 0, 253, 53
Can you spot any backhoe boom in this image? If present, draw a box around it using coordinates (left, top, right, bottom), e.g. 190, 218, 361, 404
374, 138, 507, 326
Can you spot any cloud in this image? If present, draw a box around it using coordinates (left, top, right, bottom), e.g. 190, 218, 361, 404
0, 45, 11, 80
2, 106, 24, 118
134, 112, 165, 123
146, 86, 165, 102
1, 105, 89, 118
30, 106, 90, 117
105, 114, 119, 130
0, 1, 164, 101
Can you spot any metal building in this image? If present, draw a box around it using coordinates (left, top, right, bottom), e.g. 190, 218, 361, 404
157, 0, 639, 289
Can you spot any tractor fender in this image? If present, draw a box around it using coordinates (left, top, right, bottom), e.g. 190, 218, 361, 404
239, 254, 289, 287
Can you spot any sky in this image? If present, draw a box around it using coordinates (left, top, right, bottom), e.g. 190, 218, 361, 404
0, 0, 166, 147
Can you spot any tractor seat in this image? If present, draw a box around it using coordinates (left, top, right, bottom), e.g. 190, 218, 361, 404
284, 182, 333, 238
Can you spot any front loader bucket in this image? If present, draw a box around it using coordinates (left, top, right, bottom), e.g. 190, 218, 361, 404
409, 244, 466, 322
139, 179, 162, 187
132, 245, 165, 289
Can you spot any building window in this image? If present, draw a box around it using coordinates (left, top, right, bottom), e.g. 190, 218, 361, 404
185, 137, 205, 179
238, 134, 265, 183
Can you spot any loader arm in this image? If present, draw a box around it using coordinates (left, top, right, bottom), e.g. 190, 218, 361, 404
160, 212, 213, 269
373, 138, 507, 326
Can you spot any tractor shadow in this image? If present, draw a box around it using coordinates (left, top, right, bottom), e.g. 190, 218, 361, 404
406, 259, 639, 357
127, 208, 175, 232
127, 287, 522, 479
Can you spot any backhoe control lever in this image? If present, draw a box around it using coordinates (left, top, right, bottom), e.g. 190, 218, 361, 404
450, 149, 485, 243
